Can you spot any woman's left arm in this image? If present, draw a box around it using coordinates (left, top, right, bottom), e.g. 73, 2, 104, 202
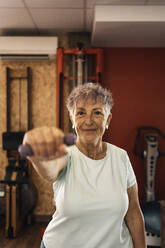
125, 183, 147, 248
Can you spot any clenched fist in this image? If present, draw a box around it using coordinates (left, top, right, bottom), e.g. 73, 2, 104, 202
23, 126, 69, 162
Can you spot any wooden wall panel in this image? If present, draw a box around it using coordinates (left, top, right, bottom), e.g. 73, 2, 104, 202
0, 64, 8, 180
0, 60, 56, 215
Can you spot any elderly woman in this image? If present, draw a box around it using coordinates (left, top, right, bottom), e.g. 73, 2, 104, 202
23, 83, 146, 248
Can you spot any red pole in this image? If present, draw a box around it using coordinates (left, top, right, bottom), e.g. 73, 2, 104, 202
56, 48, 64, 128
96, 48, 104, 84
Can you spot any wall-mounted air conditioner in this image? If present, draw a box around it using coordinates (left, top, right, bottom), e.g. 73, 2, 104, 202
0, 36, 58, 60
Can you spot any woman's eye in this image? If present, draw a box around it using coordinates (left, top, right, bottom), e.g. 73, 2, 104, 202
94, 111, 102, 115
77, 111, 85, 116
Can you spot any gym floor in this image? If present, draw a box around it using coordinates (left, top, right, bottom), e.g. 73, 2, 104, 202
0, 219, 45, 248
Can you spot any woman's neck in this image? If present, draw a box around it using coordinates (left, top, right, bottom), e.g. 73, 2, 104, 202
76, 140, 107, 160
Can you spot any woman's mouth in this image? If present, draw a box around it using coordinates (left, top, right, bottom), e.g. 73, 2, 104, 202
81, 129, 97, 132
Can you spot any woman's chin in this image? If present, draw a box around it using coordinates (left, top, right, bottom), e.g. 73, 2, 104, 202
82, 137, 99, 145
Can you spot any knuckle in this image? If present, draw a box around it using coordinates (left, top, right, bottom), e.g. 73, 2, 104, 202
23, 131, 32, 144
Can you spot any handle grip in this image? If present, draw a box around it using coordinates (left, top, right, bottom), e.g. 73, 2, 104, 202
18, 133, 76, 158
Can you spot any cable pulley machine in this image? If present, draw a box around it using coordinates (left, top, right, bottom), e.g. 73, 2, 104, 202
0, 67, 37, 238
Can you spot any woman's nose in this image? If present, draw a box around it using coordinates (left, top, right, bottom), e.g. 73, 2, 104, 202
84, 113, 93, 124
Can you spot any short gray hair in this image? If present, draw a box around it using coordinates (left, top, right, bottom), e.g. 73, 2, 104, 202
66, 82, 114, 115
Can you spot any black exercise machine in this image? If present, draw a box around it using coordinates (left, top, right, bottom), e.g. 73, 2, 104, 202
0, 67, 37, 238
134, 126, 165, 247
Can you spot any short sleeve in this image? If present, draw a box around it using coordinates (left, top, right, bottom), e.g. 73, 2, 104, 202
125, 152, 136, 188
53, 154, 71, 198
56, 154, 70, 180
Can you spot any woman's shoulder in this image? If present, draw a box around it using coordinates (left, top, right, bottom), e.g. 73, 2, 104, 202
106, 143, 132, 173
106, 142, 127, 157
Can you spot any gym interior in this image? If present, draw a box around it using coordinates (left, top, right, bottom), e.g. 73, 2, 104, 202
0, 1, 165, 248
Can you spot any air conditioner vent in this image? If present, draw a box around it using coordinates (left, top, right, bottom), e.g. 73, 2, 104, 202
0, 36, 58, 60
0, 54, 53, 60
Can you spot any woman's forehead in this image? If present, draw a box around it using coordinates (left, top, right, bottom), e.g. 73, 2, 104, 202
75, 97, 104, 109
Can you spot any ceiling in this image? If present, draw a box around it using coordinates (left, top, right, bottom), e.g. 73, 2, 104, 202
0, 0, 165, 47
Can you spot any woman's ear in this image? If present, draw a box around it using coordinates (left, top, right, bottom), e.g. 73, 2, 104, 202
69, 114, 75, 129
106, 113, 112, 127
69, 114, 73, 124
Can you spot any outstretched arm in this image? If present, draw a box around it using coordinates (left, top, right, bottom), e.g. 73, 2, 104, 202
125, 183, 146, 248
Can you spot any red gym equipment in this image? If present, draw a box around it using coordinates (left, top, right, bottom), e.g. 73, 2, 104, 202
56, 43, 104, 129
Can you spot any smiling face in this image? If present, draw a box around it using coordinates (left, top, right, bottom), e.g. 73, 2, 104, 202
70, 97, 112, 146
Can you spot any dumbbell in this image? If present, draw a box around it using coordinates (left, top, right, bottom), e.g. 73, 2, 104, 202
18, 133, 76, 158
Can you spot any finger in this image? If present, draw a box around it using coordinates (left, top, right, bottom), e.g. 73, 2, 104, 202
35, 128, 52, 158
45, 144, 69, 161
51, 127, 64, 152
22, 129, 40, 160
42, 127, 65, 158
25, 127, 46, 157
41, 127, 55, 157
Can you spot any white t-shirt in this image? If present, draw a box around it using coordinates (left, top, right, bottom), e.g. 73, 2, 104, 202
43, 143, 136, 248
